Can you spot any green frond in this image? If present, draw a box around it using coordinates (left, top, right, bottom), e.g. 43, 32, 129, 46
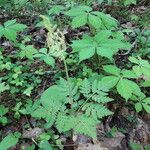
56, 114, 98, 138
92, 95, 113, 103
82, 103, 113, 120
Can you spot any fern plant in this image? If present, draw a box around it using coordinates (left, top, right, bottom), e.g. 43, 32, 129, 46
65, 6, 118, 29
32, 16, 115, 136
71, 30, 131, 62
79, 79, 113, 119
31, 77, 113, 138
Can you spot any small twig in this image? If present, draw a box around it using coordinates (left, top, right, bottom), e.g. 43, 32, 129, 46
118, 40, 137, 56
31, 138, 38, 145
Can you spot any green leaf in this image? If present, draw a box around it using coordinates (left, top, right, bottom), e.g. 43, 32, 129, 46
97, 46, 114, 60
101, 76, 119, 89
39, 140, 53, 150
72, 31, 131, 62
66, 6, 117, 29
94, 30, 111, 41
129, 141, 141, 150
65, 6, 91, 17
103, 65, 120, 76
142, 67, 150, 78
88, 14, 102, 29
129, 57, 139, 64
142, 80, 150, 87
79, 46, 95, 62
43, 56, 55, 67
19, 45, 37, 60
0, 80, 9, 93
9, 23, 27, 32
130, 57, 150, 78
117, 79, 132, 100
143, 98, 150, 104
4, 29, 17, 41
34, 48, 55, 67
23, 86, 34, 96
82, 103, 113, 119
56, 114, 98, 138
1, 19, 27, 41
142, 103, 150, 113
124, 0, 136, 6
48, 5, 64, 15
72, 15, 87, 28
122, 70, 137, 78
92, 11, 118, 29
0, 133, 20, 150
0, 105, 8, 116
133, 66, 142, 77
117, 79, 140, 100
135, 103, 142, 112
4, 19, 16, 27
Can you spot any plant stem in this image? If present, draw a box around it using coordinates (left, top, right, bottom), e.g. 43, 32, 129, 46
63, 59, 69, 81
63, 59, 74, 140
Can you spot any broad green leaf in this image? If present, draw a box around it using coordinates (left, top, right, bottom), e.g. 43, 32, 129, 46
72, 37, 93, 52
117, 79, 132, 100
97, 46, 114, 60
103, 65, 120, 76
43, 56, 55, 67
142, 67, 150, 78
130, 57, 150, 78
48, 5, 64, 15
124, 0, 136, 6
142, 103, 150, 113
142, 80, 150, 87
94, 30, 111, 42
40, 85, 66, 105
0, 133, 20, 150
129, 57, 139, 64
101, 76, 119, 89
65, 6, 91, 17
133, 66, 142, 77
0, 105, 8, 116
9, 23, 27, 32
4, 19, 16, 27
72, 15, 87, 28
92, 11, 118, 29
129, 141, 142, 150
1, 19, 26, 41
19, 45, 37, 60
143, 98, 150, 104
39, 140, 53, 150
79, 47, 95, 62
72, 31, 131, 62
135, 103, 142, 112
88, 14, 102, 29
126, 79, 141, 96
117, 79, 140, 100
0, 81, 9, 93
122, 70, 137, 78
4, 29, 17, 41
